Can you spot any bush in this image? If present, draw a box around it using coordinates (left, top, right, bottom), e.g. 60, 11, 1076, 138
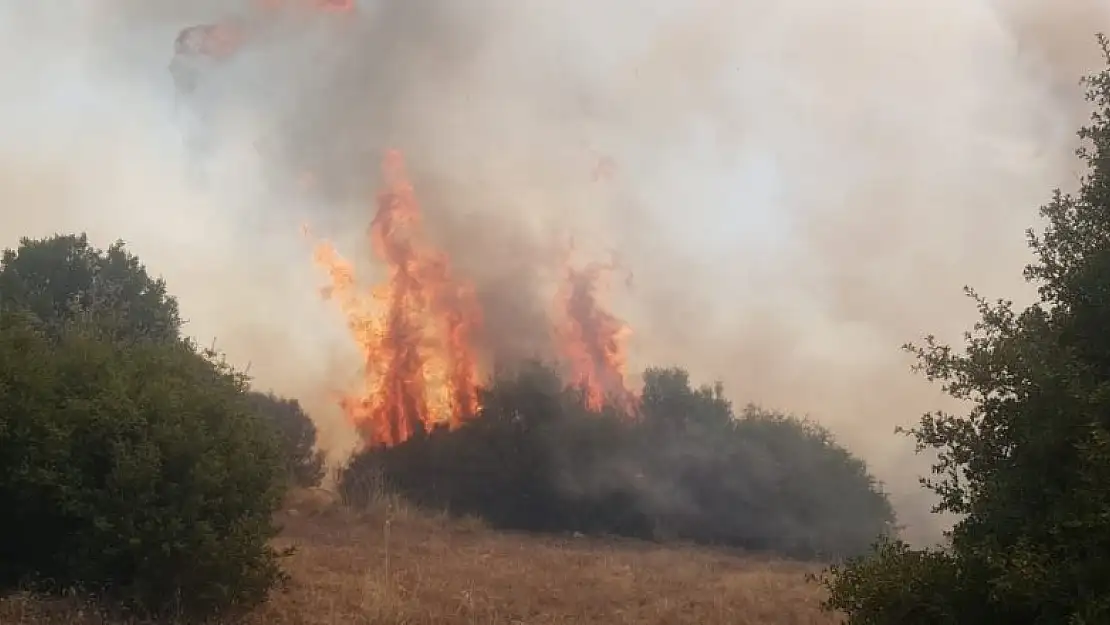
341, 362, 645, 533
0, 313, 289, 619
632, 367, 894, 557
819, 538, 1001, 625
635, 404, 895, 558
248, 391, 327, 488
0, 233, 181, 344
340, 361, 894, 559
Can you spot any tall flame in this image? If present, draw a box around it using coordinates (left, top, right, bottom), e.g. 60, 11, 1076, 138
554, 253, 637, 414
175, 0, 355, 63
309, 150, 481, 447
255, 0, 355, 13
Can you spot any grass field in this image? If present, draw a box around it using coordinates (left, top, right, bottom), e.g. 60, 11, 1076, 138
1, 490, 838, 624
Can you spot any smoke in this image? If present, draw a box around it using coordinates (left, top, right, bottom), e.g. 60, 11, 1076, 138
1, 0, 1107, 544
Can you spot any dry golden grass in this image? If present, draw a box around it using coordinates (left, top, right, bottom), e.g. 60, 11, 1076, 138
1, 491, 839, 624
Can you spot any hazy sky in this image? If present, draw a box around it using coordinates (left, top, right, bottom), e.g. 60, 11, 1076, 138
2, 0, 1107, 544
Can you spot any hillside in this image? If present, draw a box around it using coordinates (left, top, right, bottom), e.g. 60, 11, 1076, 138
2, 491, 835, 625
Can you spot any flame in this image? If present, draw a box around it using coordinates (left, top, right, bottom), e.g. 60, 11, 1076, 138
554, 249, 637, 414
255, 0, 355, 13
309, 150, 481, 447
176, 0, 355, 62
309, 149, 640, 446
310, 0, 356, 12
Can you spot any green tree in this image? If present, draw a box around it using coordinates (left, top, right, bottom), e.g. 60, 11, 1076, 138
823, 37, 1110, 623
248, 391, 327, 488
639, 366, 732, 431
0, 312, 288, 619
0, 233, 180, 343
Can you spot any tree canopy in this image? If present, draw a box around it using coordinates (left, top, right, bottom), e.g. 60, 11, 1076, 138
0, 234, 317, 618
0, 310, 288, 619
248, 391, 327, 488
0, 233, 181, 343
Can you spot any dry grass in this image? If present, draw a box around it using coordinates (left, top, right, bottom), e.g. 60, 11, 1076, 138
1, 491, 839, 624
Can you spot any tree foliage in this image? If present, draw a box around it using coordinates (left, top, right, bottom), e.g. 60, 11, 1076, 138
340, 361, 893, 559
0, 235, 290, 619
0, 233, 181, 344
248, 391, 327, 488
822, 37, 1110, 624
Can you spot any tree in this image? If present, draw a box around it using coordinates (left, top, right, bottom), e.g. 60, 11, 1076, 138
639, 366, 732, 431
248, 391, 327, 488
822, 37, 1110, 623
0, 233, 291, 618
0, 312, 289, 619
0, 234, 181, 343
633, 370, 895, 557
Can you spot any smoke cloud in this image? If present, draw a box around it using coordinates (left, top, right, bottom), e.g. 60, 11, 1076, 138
2, 0, 1107, 544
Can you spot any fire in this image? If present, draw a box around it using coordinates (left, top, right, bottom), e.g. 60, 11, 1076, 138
309, 150, 481, 448
255, 0, 355, 13
309, 150, 639, 447
173, 0, 355, 67
554, 252, 637, 414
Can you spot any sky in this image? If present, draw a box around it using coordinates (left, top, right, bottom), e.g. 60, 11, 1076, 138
1, 0, 1108, 545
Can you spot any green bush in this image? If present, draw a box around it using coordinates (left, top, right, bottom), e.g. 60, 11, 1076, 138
819, 538, 1002, 625
0, 310, 288, 618
0, 233, 181, 344
248, 391, 327, 488
341, 361, 894, 559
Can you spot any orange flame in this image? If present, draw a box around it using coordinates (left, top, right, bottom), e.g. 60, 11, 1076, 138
310, 150, 481, 447
310, 151, 640, 445
255, 0, 355, 13
554, 250, 637, 414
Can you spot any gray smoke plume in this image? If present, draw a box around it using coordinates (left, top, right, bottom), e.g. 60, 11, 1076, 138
2, 0, 1107, 544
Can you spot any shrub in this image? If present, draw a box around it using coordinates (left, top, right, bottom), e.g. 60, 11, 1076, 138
0, 313, 288, 619
634, 404, 895, 558
340, 361, 893, 559
0, 233, 181, 344
819, 538, 1001, 625
248, 391, 327, 488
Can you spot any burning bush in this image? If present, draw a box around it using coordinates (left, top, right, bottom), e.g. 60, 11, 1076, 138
314, 150, 893, 559
339, 362, 895, 559
307, 149, 638, 450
